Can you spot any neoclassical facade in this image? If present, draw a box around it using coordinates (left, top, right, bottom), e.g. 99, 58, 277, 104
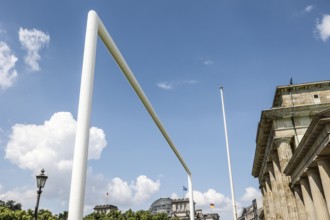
252, 80, 330, 219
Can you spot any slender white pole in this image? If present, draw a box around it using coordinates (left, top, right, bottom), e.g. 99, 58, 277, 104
188, 174, 195, 220
68, 11, 98, 220
219, 87, 237, 220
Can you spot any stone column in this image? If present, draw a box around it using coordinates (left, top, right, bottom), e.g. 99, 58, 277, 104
306, 168, 330, 220
268, 161, 282, 219
293, 184, 307, 220
299, 177, 317, 220
317, 157, 330, 213
274, 137, 293, 172
274, 137, 298, 220
264, 173, 275, 220
270, 151, 290, 219
260, 182, 269, 219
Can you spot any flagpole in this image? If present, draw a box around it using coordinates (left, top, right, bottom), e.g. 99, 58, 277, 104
219, 87, 237, 220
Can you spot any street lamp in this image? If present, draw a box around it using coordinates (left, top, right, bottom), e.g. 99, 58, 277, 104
34, 169, 48, 220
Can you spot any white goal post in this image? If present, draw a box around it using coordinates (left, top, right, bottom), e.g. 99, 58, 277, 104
68, 10, 195, 220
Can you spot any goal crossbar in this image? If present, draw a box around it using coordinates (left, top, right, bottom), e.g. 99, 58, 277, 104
68, 10, 194, 220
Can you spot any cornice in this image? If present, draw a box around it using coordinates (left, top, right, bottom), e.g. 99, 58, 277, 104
252, 104, 330, 178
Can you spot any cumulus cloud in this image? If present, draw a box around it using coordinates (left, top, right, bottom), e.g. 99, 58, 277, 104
316, 15, 330, 42
18, 28, 50, 71
107, 175, 160, 206
240, 187, 262, 208
3, 112, 106, 206
180, 187, 262, 219
0, 187, 36, 209
157, 80, 197, 90
0, 112, 161, 213
5, 112, 106, 172
192, 189, 232, 211
0, 41, 18, 90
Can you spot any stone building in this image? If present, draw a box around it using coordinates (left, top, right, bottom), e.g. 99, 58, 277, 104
149, 198, 219, 219
93, 204, 118, 214
149, 197, 172, 215
238, 199, 263, 220
252, 80, 330, 219
170, 198, 219, 220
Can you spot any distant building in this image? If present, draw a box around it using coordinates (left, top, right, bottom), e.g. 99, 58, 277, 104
93, 204, 118, 214
171, 198, 192, 219
238, 199, 263, 220
150, 198, 219, 219
252, 80, 330, 219
149, 198, 173, 215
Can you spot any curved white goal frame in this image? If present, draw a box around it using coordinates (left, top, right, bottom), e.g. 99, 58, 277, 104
68, 10, 194, 220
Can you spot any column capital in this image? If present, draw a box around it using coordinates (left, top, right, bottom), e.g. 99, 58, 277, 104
273, 137, 292, 148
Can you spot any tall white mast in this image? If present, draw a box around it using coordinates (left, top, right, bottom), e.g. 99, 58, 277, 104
219, 87, 237, 220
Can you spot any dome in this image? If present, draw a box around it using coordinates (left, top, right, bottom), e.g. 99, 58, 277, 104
149, 198, 173, 215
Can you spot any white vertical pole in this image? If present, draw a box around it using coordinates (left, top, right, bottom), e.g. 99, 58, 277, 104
219, 87, 237, 220
188, 174, 195, 220
68, 11, 99, 220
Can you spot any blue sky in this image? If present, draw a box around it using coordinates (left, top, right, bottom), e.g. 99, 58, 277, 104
1, 1, 330, 219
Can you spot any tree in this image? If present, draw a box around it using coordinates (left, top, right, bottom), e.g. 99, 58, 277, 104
58, 210, 68, 220
4, 200, 22, 211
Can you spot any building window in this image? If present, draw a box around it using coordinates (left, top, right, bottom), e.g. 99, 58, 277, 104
314, 94, 321, 104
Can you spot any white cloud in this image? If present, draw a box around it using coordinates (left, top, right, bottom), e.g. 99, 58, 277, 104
132, 175, 160, 203
157, 82, 173, 90
203, 60, 214, 65
5, 112, 106, 172
170, 193, 179, 199
240, 187, 262, 208
3, 112, 107, 208
197, 57, 214, 65
157, 80, 197, 90
304, 5, 314, 13
107, 175, 160, 206
0, 41, 18, 90
1, 112, 162, 213
0, 187, 36, 209
176, 187, 262, 219
316, 15, 330, 42
18, 28, 50, 71
192, 189, 232, 211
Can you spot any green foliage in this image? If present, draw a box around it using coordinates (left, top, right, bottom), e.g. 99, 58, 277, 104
83, 209, 169, 220
0, 199, 169, 220
0, 201, 68, 220
0, 200, 22, 211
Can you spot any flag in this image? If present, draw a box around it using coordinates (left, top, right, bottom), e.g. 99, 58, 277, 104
183, 186, 187, 191
210, 203, 215, 208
